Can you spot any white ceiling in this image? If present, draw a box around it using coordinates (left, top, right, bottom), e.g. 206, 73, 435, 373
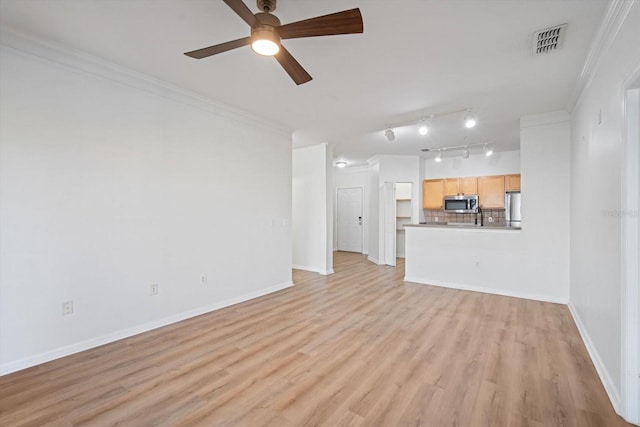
0, 0, 607, 167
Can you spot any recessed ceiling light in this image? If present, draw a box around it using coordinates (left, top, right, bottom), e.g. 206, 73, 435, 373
419, 125, 428, 136
335, 161, 347, 168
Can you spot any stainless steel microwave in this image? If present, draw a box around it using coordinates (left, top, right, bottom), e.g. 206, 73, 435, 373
443, 195, 479, 213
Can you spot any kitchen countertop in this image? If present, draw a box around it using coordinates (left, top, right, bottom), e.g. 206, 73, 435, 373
405, 223, 521, 231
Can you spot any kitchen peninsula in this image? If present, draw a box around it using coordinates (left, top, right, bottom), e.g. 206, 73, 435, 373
404, 164, 567, 304
403, 223, 557, 302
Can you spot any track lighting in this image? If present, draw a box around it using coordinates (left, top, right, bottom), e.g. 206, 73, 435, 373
464, 112, 477, 128
422, 142, 496, 160
335, 161, 347, 168
384, 128, 395, 142
383, 108, 476, 142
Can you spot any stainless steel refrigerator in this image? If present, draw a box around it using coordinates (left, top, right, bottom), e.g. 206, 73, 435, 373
505, 191, 522, 228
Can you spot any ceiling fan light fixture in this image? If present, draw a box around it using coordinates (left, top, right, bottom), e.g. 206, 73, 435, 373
251, 27, 280, 56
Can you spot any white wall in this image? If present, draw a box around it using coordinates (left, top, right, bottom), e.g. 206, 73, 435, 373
424, 149, 520, 179
569, 0, 640, 418
367, 161, 381, 264
292, 143, 333, 274
405, 112, 571, 304
333, 166, 369, 254
0, 37, 293, 374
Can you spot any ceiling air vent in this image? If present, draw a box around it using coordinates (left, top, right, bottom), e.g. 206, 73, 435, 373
533, 23, 567, 55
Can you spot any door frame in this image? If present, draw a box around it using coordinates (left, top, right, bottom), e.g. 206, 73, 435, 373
336, 187, 364, 253
621, 66, 640, 424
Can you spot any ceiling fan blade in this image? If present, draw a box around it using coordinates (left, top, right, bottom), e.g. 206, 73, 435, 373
184, 37, 251, 59
274, 46, 312, 85
222, 0, 260, 28
278, 8, 363, 40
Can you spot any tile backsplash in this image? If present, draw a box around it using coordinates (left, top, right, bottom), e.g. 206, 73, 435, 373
423, 208, 506, 225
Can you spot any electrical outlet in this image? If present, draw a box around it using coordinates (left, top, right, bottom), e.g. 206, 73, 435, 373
62, 301, 74, 315
488, 217, 494, 223
435, 216, 439, 222
201, 275, 207, 284
150, 283, 158, 296
475, 261, 480, 269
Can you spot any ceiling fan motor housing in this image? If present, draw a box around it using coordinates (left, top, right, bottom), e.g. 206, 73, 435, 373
257, 0, 276, 13
252, 12, 281, 49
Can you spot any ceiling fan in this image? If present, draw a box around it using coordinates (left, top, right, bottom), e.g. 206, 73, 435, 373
184, 0, 364, 85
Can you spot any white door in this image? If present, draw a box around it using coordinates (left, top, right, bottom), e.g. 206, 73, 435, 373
337, 188, 363, 253
383, 182, 396, 266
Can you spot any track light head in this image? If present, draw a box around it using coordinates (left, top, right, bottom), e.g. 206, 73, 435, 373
484, 144, 494, 157
434, 152, 442, 162
384, 128, 395, 142
464, 112, 477, 128
462, 148, 470, 159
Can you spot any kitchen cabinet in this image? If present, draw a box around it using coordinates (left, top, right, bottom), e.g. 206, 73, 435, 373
478, 175, 505, 208
505, 174, 521, 191
422, 179, 444, 209
460, 177, 478, 195
442, 177, 477, 196
443, 178, 460, 196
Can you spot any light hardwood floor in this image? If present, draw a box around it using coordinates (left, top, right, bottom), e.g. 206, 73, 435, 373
0, 252, 631, 426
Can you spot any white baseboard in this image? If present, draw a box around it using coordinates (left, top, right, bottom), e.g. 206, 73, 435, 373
292, 264, 334, 275
567, 302, 623, 417
367, 256, 381, 265
0, 281, 293, 376
403, 276, 568, 305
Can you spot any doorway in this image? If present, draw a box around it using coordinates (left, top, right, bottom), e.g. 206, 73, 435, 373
382, 182, 413, 267
337, 187, 363, 253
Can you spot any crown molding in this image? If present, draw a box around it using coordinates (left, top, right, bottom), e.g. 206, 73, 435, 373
567, 0, 637, 111
0, 26, 292, 137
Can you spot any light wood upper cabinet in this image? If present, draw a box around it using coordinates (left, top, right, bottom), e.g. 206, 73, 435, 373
425, 174, 517, 209
443, 178, 459, 196
442, 177, 478, 196
423, 179, 444, 209
460, 177, 478, 195
477, 175, 505, 208
505, 174, 521, 191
